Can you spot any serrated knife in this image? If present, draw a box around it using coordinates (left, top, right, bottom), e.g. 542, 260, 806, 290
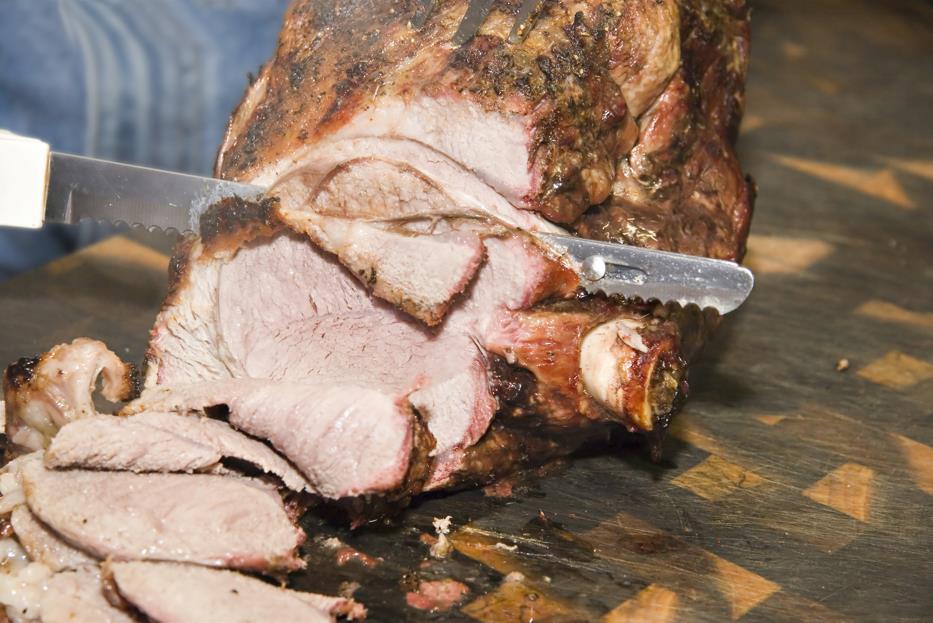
539, 233, 754, 314
0, 132, 753, 314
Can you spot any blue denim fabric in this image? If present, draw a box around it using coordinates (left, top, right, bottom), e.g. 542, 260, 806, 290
0, 0, 289, 279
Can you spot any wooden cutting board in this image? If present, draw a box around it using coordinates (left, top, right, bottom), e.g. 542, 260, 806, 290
0, 0, 930, 620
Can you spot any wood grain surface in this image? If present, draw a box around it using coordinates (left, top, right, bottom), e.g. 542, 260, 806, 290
0, 0, 930, 620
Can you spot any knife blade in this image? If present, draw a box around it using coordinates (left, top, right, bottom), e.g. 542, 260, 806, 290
538, 233, 754, 314
43, 153, 265, 234
0, 134, 753, 315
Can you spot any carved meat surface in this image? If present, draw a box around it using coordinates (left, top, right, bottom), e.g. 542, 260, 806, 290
1, 2, 752, 617
2, 0, 751, 564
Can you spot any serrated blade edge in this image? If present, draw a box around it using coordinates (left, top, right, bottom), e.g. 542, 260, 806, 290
538, 233, 754, 314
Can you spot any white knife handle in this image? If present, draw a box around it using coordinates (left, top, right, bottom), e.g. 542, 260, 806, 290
0, 130, 51, 229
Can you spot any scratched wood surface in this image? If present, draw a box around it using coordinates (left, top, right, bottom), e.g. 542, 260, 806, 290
1, 0, 931, 620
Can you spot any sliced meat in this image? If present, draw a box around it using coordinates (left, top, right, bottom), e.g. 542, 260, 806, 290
266, 138, 566, 324
0, 551, 53, 621
176, 0, 751, 499
19, 454, 304, 572
45, 413, 312, 493
0, 453, 30, 514
124, 379, 415, 499
41, 568, 135, 623
45, 414, 221, 474
108, 561, 354, 623
269, 139, 559, 232
282, 211, 487, 326
147, 190, 698, 492
10, 506, 95, 572
131, 411, 312, 492
2, 339, 136, 454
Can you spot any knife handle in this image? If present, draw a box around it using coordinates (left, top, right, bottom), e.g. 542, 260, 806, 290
0, 130, 51, 229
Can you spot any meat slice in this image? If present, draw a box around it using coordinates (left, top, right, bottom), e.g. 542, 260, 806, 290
45, 412, 312, 492
108, 561, 360, 623
284, 213, 486, 326
2, 339, 136, 454
40, 569, 135, 623
45, 414, 221, 474
10, 506, 96, 572
124, 379, 416, 499
132, 411, 312, 492
19, 454, 304, 572
266, 138, 566, 325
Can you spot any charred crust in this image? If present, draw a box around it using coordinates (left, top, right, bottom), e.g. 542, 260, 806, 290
199, 195, 284, 254
324, 406, 436, 526
282, 491, 317, 525
3, 356, 41, 462
399, 408, 436, 500
216, 0, 632, 221
123, 363, 142, 402
449, 419, 613, 490
624, 326, 685, 432
3, 356, 39, 393
489, 355, 538, 409
569, 0, 753, 260
163, 235, 197, 309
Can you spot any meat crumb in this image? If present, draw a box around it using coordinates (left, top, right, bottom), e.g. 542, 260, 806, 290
405, 579, 469, 612
320, 537, 344, 550
319, 536, 380, 568
482, 479, 514, 498
836, 358, 850, 372
430, 516, 453, 559
339, 581, 361, 599
335, 547, 380, 568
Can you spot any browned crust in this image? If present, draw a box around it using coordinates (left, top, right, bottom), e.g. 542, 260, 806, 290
215, 61, 274, 177
159, 196, 285, 315
448, 418, 614, 490
571, 0, 753, 262
124, 363, 142, 402
332, 407, 436, 527
216, 0, 640, 223
679, 0, 751, 144
616, 314, 686, 432
199, 195, 284, 255
99, 564, 144, 619
398, 408, 437, 502
3, 356, 39, 395
162, 235, 197, 311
